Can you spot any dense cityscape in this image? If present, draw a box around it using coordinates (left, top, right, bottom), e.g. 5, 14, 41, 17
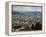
12, 11, 42, 32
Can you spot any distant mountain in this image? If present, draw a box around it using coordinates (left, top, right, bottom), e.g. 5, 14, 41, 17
12, 11, 41, 16
24, 11, 41, 15
12, 11, 24, 15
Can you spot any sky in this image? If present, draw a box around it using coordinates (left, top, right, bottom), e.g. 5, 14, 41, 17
12, 6, 42, 12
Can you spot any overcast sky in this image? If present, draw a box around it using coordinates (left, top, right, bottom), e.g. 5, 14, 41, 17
12, 6, 42, 12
